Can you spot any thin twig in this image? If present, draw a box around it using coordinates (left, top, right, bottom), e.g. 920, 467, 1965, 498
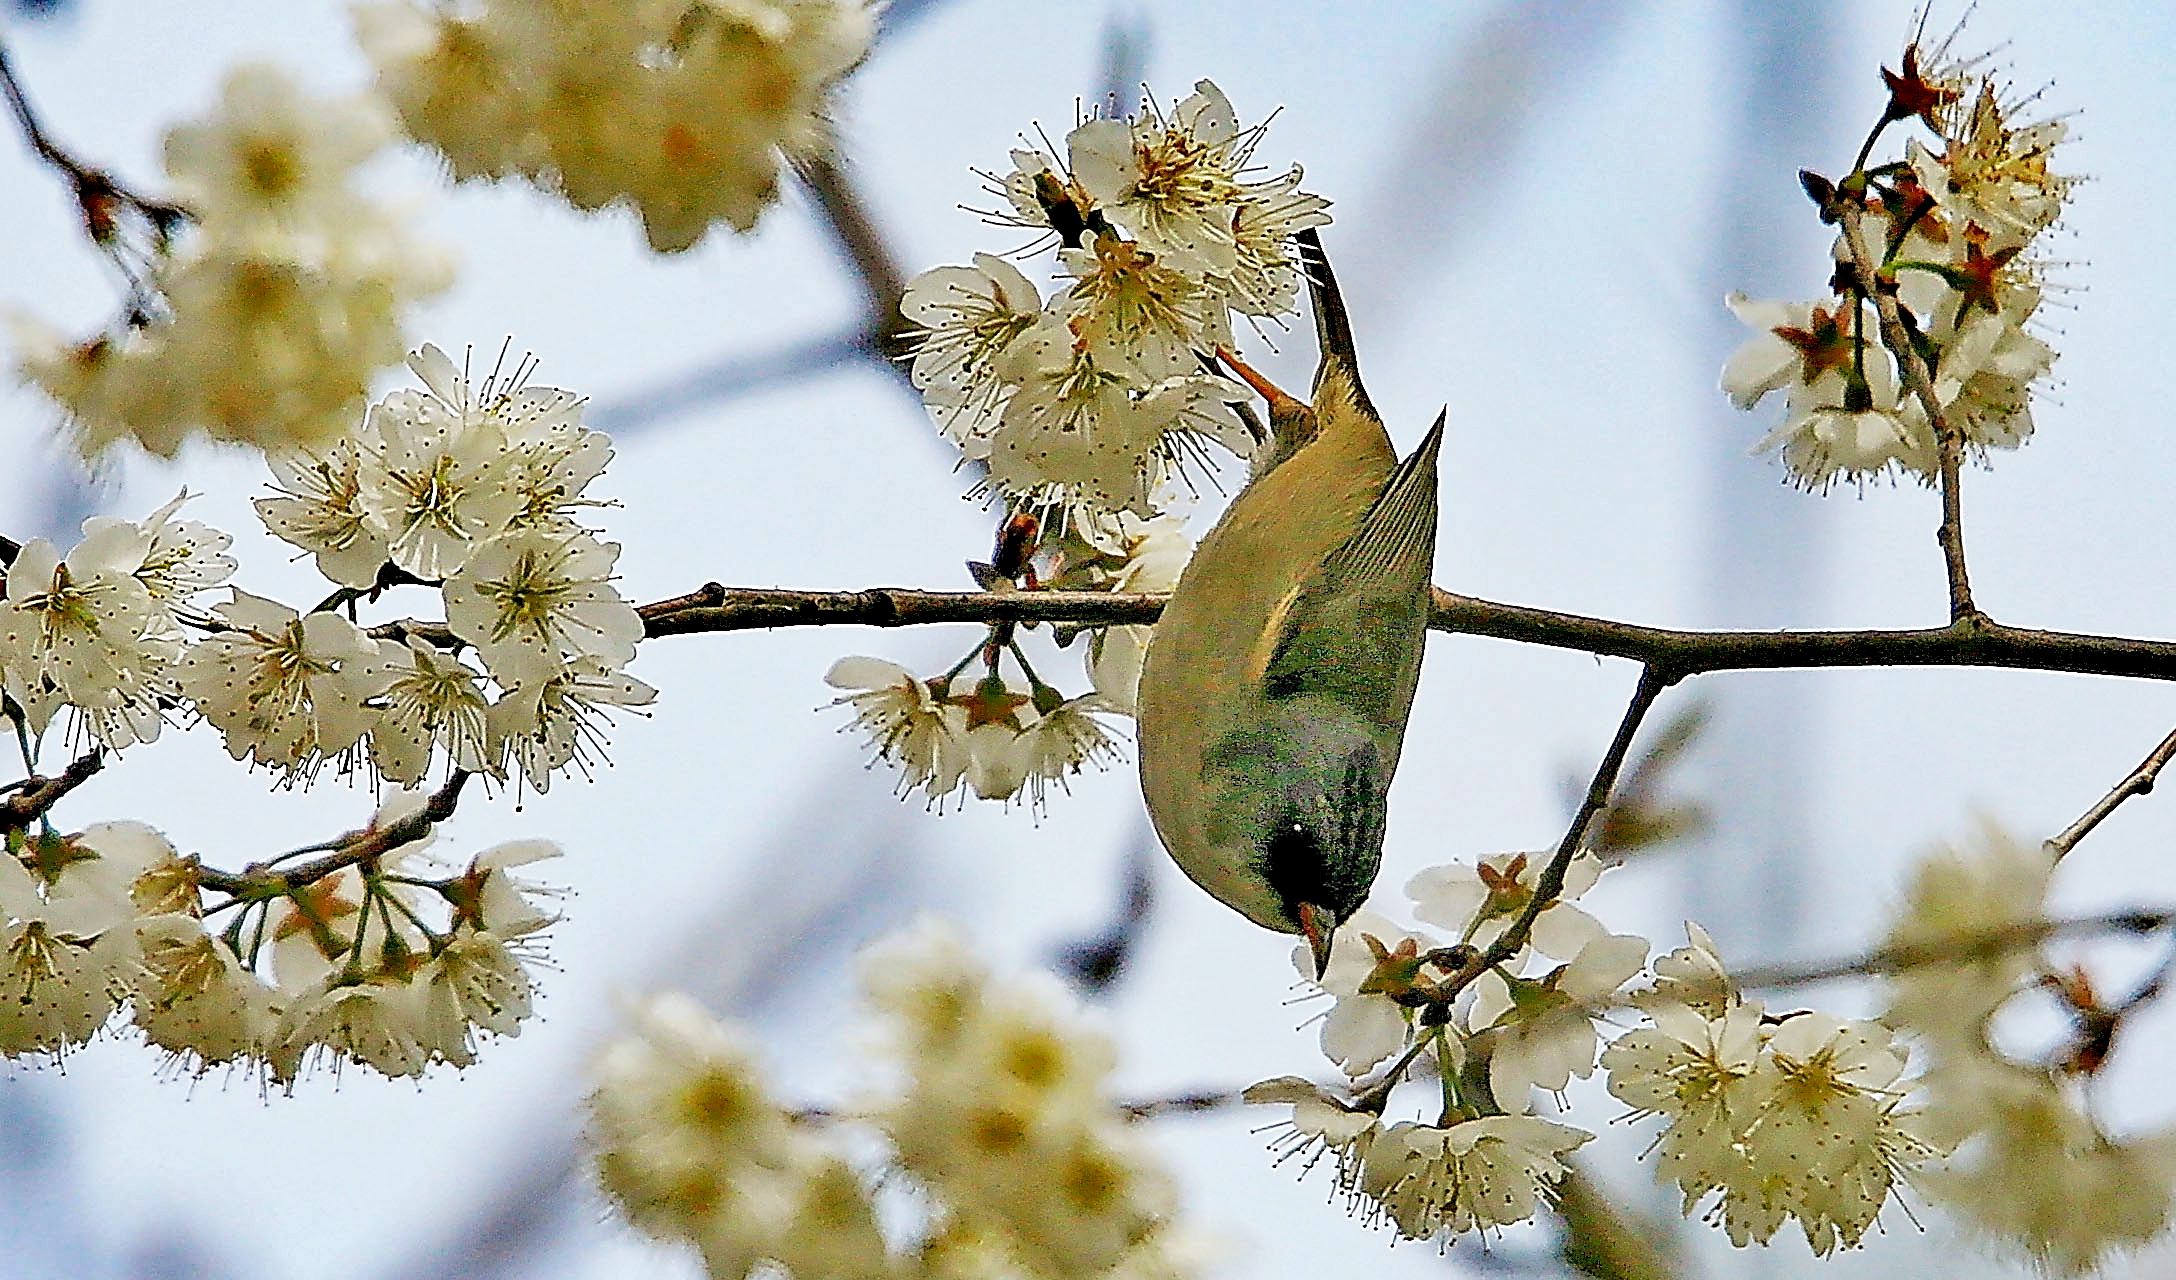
1120, 1089, 1240, 1119
0, 750, 105, 832
1836, 196, 1977, 621
2046, 723, 2176, 861
792, 152, 915, 372
1453, 667, 1673, 990
0, 34, 189, 236
1724, 907, 2173, 992
196, 770, 473, 896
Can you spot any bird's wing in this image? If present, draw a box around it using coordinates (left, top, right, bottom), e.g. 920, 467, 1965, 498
1254, 409, 1446, 734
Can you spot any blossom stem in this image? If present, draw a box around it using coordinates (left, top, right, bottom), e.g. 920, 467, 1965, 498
1837, 195, 1979, 621
196, 770, 472, 897
1006, 638, 1050, 694
1433, 1027, 1460, 1124
1357, 1030, 1446, 1112
1849, 117, 1895, 176
2046, 722, 2176, 861
1451, 667, 1673, 995
377, 877, 449, 950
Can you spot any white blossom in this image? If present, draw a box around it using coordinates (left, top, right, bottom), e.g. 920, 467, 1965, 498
132, 916, 283, 1070
1244, 1075, 1380, 1192
825, 656, 969, 806
1919, 1058, 2176, 1275
1295, 909, 1425, 1077
1356, 1115, 1591, 1239
109, 492, 237, 627
1471, 931, 1648, 1104
590, 993, 808, 1246
356, 386, 524, 580
1407, 850, 1606, 961
869, 920, 1173, 1279
359, 0, 877, 253
256, 438, 394, 589
1057, 234, 1232, 379
414, 931, 532, 1066
180, 591, 396, 779
491, 657, 657, 793
1722, 293, 1937, 489
902, 253, 1042, 447
1918, 82, 2072, 247
1882, 820, 2055, 1049
1009, 692, 1125, 812
1604, 998, 1939, 1255
444, 529, 642, 687
367, 638, 500, 786
0, 525, 174, 750
0, 823, 177, 1057
275, 977, 429, 1078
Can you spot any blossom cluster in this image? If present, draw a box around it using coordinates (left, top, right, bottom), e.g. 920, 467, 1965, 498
591, 921, 1197, 1280
1723, 42, 2068, 489
4, 345, 650, 791
829, 80, 1328, 813
1, 809, 558, 1079
249, 343, 652, 791
901, 80, 1330, 528
13, 64, 450, 459
1881, 823, 2176, 1274
1602, 927, 1941, 1254
823, 513, 1188, 810
1245, 851, 1642, 1243
1245, 849, 1952, 1253
355, 0, 876, 253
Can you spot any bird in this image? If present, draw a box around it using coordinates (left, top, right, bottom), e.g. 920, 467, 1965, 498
1137, 227, 1444, 980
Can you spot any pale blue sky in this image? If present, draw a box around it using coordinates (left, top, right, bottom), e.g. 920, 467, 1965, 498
5, 3, 2176, 1278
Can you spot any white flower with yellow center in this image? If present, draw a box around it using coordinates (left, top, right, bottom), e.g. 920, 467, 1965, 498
1357, 1114, 1591, 1239
1407, 849, 1607, 961
257, 438, 393, 589
357, 391, 522, 581
490, 657, 657, 793
443, 529, 642, 686
180, 590, 396, 778
0, 525, 173, 750
902, 253, 1042, 448
823, 656, 968, 805
367, 638, 499, 785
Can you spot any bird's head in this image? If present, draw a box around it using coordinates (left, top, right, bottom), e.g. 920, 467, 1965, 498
1256, 739, 1388, 981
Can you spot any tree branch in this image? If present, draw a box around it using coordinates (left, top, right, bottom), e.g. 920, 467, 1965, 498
0, 749, 105, 833
196, 770, 473, 897
623, 582, 2176, 684
2046, 722, 2176, 861
1724, 907, 2174, 992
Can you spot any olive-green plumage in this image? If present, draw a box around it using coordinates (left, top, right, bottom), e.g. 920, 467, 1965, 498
1137, 230, 1443, 974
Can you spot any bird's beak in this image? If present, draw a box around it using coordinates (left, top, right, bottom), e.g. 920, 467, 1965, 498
1298, 901, 1336, 981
